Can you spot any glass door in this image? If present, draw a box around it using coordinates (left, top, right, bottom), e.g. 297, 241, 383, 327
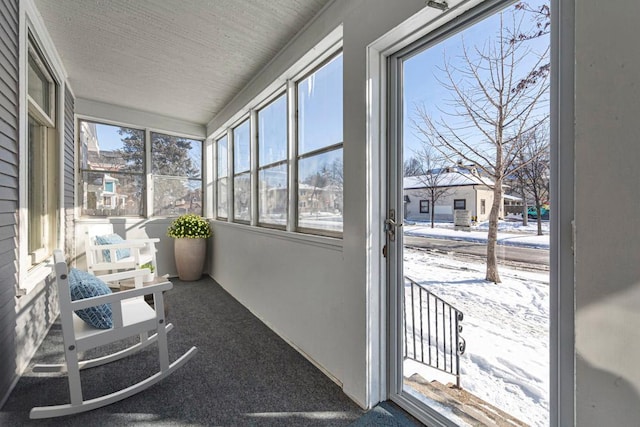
387, 1, 551, 425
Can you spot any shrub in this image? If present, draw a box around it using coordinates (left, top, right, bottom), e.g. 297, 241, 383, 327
167, 214, 212, 239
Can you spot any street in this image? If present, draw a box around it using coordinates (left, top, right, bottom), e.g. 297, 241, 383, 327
403, 234, 549, 269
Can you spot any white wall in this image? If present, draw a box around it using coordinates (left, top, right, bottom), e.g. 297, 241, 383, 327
76, 98, 206, 138
207, 0, 434, 406
573, 0, 640, 425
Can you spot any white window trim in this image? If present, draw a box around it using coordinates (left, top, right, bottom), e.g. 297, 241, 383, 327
148, 129, 204, 217
231, 116, 252, 224
214, 134, 229, 220
76, 115, 204, 219
18, 1, 68, 294
209, 28, 344, 239
204, 136, 215, 219
255, 90, 288, 230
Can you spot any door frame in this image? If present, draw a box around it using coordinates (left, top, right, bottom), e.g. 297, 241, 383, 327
364, 0, 575, 425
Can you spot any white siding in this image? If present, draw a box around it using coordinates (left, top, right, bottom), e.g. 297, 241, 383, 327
404, 185, 496, 222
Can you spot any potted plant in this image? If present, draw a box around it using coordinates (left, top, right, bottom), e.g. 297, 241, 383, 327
167, 214, 212, 281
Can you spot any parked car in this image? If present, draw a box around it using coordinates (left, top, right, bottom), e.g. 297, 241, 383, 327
527, 206, 549, 219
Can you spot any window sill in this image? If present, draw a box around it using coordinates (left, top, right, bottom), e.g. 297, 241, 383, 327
18, 258, 55, 296
210, 219, 343, 252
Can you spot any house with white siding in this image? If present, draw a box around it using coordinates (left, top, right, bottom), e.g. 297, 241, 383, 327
403, 170, 503, 223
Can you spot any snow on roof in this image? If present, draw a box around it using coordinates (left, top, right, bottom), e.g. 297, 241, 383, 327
503, 194, 522, 201
404, 171, 495, 190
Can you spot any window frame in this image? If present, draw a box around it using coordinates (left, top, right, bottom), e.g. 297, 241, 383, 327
215, 134, 229, 220
27, 43, 55, 127
209, 34, 343, 241
26, 112, 58, 266
18, 21, 66, 294
77, 116, 205, 219
453, 199, 466, 210
419, 200, 429, 213
294, 51, 344, 238
256, 91, 289, 230
150, 131, 204, 217
77, 119, 147, 217
26, 39, 58, 267
232, 117, 252, 224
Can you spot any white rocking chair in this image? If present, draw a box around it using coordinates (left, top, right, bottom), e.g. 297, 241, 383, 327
85, 225, 160, 281
29, 250, 197, 419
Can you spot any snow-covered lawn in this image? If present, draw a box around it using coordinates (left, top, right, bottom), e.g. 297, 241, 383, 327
403, 248, 549, 427
405, 218, 550, 249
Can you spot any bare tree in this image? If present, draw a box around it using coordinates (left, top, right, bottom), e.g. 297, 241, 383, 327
411, 148, 453, 228
513, 165, 529, 226
512, 126, 550, 235
404, 156, 424, 177
511, 2, 550, 93
412, 8, 549, 283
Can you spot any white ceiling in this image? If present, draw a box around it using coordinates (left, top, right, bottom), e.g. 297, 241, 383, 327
34, 0, 332, 125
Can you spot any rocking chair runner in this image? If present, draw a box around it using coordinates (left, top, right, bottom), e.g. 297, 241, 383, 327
29, 250, 197, 419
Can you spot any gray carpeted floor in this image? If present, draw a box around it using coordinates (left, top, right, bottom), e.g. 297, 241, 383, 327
1, 277, 381, 426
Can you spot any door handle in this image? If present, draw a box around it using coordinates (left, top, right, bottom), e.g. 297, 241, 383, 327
385, 218, 403, 228
385, 215, 403, 241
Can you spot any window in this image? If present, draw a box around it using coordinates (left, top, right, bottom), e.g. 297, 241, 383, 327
211, 46, 343, 238
454, 199, 466, 210
26, 42, 58, 266
216, 135, 228, 219
233, 120, 251, 222
79, 121, 145, 216
79, 122, 203, 218
420, 200, 429, 213
258, 94, 288, 228
296, 53, 343, 235
151, 132, 202, 216
481, 199, 486, 215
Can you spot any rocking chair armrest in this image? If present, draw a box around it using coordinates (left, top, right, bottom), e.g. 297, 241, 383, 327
88, 241, 147, 250
127, 238, 160, 244
70, 281, 173, 311
97, 268, 152, 283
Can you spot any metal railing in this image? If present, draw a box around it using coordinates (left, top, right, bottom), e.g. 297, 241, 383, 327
403, 276, 466, 388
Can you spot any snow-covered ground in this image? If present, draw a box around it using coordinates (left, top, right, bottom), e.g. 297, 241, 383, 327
403, 248, 549, 427
404, 218, 550, 249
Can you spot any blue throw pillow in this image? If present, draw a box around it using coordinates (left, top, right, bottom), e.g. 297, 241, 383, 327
94, 234, 131, 262
68, 268, 113, 329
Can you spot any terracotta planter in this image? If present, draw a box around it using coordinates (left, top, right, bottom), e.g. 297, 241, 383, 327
174, 238, 207, 281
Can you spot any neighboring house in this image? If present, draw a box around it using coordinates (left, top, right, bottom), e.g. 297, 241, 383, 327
298, 183, 343, 216
503, 193, 525, 216
404, 168, 503, 223
79, 122, 135, 215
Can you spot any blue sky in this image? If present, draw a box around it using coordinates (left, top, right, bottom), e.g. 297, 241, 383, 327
402, 0, 549, 162
95, 123, 131, 152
